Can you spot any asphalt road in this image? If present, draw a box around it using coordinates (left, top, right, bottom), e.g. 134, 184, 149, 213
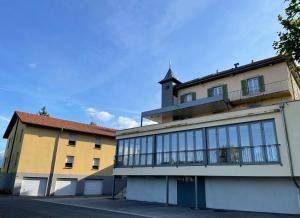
0, 196, 144, 218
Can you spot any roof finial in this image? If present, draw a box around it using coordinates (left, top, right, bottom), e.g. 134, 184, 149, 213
169, 59, 172, 70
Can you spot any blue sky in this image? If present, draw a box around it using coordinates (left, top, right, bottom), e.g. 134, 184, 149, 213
0, 0, 286, 162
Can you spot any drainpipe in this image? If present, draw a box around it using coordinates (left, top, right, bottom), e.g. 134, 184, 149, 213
279, 104, 300, 195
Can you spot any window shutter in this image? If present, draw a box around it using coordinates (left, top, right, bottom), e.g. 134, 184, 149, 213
222, 85, 228, 99
258, 75, 265, 92
241, 80, 248, 96
180, 95, 185, 103
192, 92, 196, 100
207, 88, 213, 97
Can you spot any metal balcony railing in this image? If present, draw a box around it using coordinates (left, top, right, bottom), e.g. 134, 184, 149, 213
114, 144, 281, 168
228, 80, 289, 102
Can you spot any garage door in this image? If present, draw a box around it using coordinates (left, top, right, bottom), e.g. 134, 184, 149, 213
20, 177, 47, 196
54, 179, 77, 196
84, 180, 103, 195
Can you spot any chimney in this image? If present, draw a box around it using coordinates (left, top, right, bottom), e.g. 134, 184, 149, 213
251, 59, 254, 63
234, 63, 239, 68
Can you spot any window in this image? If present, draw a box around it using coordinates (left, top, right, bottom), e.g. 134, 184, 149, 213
115, 119, 279, 167
241, 76, 265, 96
208, 85, 227, 98
247, 77, 260, 95
68, 134, 76, 146
95, 138, 101, 149
92, 158, 100, 170
180, 92, 196, 103
65, 156, 74, 168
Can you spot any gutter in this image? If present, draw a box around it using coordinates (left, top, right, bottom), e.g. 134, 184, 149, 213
279, 103, 300, 192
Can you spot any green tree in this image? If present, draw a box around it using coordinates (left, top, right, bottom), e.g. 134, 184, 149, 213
273, 0, 300, 68
38, 106, 50, 116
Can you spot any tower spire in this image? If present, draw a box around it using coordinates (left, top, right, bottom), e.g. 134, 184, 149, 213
169, 59, 172, 70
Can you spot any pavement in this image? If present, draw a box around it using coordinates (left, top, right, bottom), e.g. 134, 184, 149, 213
37, 196, 300, 218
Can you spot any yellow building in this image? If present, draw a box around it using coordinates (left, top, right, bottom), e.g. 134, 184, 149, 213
0, 111, 116, 196
113, 56, 300, 214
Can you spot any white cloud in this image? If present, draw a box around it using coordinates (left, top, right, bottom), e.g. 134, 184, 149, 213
118, 116, 139, 129
28, 63, 37, 69
85, 107, 114, 121
143, 119, 157, 126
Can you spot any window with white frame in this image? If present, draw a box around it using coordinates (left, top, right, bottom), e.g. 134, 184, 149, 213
247, 77, 260, 95
212, 86, 223, 97
65, 156, 74, 168
92, 158, 100, 170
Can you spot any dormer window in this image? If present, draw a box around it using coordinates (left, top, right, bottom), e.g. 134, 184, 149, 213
180, 92, 196, 103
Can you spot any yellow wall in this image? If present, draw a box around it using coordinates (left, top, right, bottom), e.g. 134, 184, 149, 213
54, 131, 115, 176
4, 124, 116, 177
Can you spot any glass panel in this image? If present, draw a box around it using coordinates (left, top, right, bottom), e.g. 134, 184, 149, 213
186, 131, 194, 162
186, 94, 193, 102
123, 139, 129, 166
247, 78, 259, 95
195, 130, 204, 163
251, 123, 265, 162
146, 136, 153, 165
134, 138, 140, 166
263, 120, 278, 162
178, 132, 186, 162
207, 128, 217, 163
140, 137, 147, 165
218, 127, 228, 163
117, 140, 124, 166
128, 138, 134, 166
170, 133, 177, 164
163, 134, 170, 164
213, 86, 223, 97
156, 135, 163, 165
228, 126, 240, 163
239, 124, 252, 163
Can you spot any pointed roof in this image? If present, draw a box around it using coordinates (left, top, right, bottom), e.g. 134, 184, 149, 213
159, 68, 182, 84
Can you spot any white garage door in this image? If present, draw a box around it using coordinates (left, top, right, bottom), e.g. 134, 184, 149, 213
54, 179, 77, 196
84, 180, 103, 195
20, 177, 47, 196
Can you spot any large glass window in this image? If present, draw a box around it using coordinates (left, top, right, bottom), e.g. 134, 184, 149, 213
116, 119, 279, 167
178, 132, 186, 163
195, 130, 204, 163
207, 128, 217, 164
187, 131, 194, 162
170, 133, 177, 164
156, 135, 163, 165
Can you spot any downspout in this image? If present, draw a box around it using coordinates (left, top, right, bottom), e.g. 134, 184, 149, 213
279, 103, 300, 193
46, 127, 63, 196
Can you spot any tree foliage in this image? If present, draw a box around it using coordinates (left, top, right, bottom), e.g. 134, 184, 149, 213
273, 0, 300, 67
38, 106, 50, 116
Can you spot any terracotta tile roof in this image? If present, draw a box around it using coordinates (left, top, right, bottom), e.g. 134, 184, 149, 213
3, 111, 116, 138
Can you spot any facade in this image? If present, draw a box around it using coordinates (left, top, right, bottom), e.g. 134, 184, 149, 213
0, 111, 116, 196
113, 56, 300, 214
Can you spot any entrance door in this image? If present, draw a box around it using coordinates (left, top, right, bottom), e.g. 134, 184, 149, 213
177, 177, 195, 207
177, 176, 206, 208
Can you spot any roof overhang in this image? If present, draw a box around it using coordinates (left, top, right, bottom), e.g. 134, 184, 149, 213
142, 95, 229, 123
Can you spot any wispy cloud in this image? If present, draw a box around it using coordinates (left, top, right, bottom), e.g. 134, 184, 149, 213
118, 116, 139, 129
85, 107, 114, 121
28, 63, 37, 69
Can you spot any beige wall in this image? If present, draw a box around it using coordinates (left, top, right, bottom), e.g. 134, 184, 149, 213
115, 102, 300, 177
177, 62, 290, 101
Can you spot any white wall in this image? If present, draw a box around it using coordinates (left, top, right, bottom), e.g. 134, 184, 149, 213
205, 177, 300, 214
126, 176, 177, 204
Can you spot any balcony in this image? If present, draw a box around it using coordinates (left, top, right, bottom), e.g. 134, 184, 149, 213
142, 95, 229, 123
115, 144, 281, 168
228, 80, 290, 105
